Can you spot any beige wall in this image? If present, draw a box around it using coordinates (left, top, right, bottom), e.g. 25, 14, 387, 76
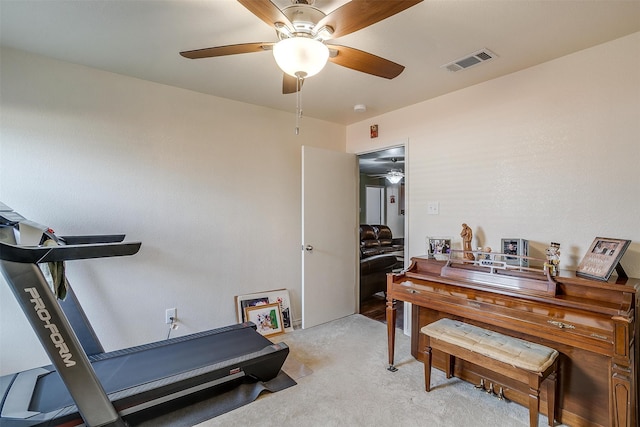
347, 33, 640, 277
0, 48, 345, 374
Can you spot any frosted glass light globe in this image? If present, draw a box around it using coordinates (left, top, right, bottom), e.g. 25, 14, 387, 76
273, 37, 329, 78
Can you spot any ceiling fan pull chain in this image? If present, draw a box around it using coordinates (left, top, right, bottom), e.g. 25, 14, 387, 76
295, 74, 302, 135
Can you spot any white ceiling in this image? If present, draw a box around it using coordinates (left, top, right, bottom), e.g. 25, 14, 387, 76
1, 0, 639, 125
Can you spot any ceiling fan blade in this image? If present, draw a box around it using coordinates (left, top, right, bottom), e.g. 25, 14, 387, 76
180, 42, 274, 59
283, 74, 304, 94
327, 45, 405, 79
237, 0, 293, 30
315, 0, 423, 39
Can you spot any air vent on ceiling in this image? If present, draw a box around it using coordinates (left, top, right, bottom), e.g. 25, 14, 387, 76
442, 48, 497, 72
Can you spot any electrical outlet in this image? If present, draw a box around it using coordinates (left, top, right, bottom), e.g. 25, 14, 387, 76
165, 308, 177, 324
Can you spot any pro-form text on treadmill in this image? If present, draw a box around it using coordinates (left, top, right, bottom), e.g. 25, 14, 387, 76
25, 287, 76, 367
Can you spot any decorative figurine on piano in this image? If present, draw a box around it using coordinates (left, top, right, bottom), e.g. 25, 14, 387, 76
545, 242, 561, 276
460, 223, 475, 261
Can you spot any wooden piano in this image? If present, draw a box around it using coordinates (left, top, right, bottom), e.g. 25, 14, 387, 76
386, 253, 638, 427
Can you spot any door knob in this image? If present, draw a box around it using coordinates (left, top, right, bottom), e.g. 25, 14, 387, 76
304, 245, 314, 252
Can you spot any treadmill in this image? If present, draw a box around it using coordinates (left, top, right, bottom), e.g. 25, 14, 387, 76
0, 203, 290, 427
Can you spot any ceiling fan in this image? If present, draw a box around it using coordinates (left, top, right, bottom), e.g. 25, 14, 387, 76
362, 156, 405, 183
370, 169, 404, 184
180, 0, 424, 94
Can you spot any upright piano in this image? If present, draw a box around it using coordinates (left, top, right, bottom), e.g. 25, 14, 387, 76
386, 254, 638, 427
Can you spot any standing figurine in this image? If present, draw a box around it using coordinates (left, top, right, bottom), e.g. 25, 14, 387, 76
545, 242, 561, 276
460, 223, 475, 261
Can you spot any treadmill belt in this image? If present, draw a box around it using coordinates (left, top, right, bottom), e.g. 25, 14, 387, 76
31, 326, 273, 413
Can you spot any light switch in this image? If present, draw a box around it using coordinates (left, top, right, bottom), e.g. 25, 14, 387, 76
427, 201, 439, 215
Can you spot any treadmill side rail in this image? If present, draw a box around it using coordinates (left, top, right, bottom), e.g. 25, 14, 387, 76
1, 368, 49, 419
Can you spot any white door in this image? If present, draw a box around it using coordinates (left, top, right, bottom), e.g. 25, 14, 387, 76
302, 146, 357, 329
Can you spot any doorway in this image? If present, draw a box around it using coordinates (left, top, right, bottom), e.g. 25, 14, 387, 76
357, 146, 405, 327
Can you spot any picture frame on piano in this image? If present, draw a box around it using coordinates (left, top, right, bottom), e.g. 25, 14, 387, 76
427, 237, 451, 260
500, 238, 529, 267
576, 237, 631, 281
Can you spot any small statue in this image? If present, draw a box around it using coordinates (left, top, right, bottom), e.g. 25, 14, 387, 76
460, 223, 475, 261
545, 242, 561, 276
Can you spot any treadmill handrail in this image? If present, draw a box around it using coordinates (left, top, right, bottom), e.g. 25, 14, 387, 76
60, 234, 127, 245
0, 240, 141, 264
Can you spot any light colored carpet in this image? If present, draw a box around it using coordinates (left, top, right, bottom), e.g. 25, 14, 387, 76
196, 314, 564, 427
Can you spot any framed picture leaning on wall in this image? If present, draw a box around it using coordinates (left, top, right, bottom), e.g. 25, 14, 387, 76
576, 237, 631, 281
244, 303, 284, 338
235, 288, 293, 332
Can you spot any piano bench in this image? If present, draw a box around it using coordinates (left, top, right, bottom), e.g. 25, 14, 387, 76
421, 318, 559, 427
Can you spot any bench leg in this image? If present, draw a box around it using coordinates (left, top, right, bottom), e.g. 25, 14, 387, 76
528, 372, 542, 427
546, 371, 557, 426
424, 341, 432, 392
445, 353, 454, 379
528, 390, 540, 427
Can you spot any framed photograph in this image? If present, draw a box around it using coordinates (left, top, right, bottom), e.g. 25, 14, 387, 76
501, 238, 529, 267
235, 288, 293, 332
576, 237, 631, 281
239, 296, 270, 318
427, 237, 451, 260
244, 302, 284, 338
370, 124, 378, 138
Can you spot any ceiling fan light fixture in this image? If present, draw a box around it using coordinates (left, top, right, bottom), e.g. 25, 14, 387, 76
273, 37, 329, 78
386, 170, 404, 184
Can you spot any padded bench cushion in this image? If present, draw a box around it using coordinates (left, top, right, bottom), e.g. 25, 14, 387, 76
421, 318, 558, 373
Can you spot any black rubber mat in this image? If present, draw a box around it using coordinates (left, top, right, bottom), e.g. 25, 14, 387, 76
131, 370, 297, 426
